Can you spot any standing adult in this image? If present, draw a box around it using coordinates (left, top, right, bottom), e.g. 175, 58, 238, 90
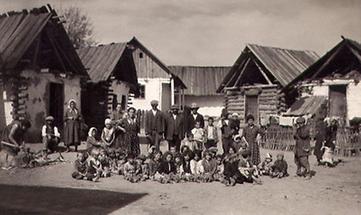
187, 103, 204, 132
145, 100, 165, 152
241, 114, 262, 165
111, 104, 125, 150
1, 119, 31, 169
294, 117, 312, 179
314, 117, 327, 165
165, 105, 184, 152
64, 99, 81, 152
123, 107, 141, 156
220, 112, 235, 155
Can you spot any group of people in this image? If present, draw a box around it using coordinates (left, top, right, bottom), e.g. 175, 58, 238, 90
0, 97, 341, 185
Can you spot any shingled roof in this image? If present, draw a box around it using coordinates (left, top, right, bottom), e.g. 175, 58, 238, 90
286, 37, 361, 88
217, 44, 319, 92
169, 66, 230, 96
0, 5, 86, 75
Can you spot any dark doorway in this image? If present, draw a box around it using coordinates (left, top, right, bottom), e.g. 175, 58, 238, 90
245, 95, 259, 124
121, 95, 127, 110
329, 85, 347, 119
49, 83, 64, 129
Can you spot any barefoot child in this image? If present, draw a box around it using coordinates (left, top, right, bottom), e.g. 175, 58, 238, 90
72, 152, 88, 180
258, 153, 273, 175
271, 153, 288, 178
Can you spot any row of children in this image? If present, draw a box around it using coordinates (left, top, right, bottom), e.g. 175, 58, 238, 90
72, 143, 288, 185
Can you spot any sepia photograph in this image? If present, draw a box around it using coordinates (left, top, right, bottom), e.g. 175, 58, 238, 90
0, 0, 360, 214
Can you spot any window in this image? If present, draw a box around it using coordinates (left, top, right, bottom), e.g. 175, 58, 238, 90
139, 52, 144, 58
135, 84, 145, 99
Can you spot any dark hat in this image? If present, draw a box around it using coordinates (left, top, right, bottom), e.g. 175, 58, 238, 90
170, 105, 180, 110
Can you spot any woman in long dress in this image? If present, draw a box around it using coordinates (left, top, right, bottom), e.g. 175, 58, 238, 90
122, 107, 141, 156
64, 99, 81, 152
241, 114, 262, 165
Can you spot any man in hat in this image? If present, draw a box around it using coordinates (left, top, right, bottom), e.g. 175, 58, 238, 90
187, 103, 204, 133
145, 100, 165, 152
165, 105, 184, 152
294, 117, 312, 179
42, 116, 61, 158
1, 118, 31, 169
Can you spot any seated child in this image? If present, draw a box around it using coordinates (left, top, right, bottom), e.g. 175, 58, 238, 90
223, 153, 245, 186
182, 150, 193, 175
124, 154, 142, 183
155, 152, 176, 184
115, 152, 127, 175
191, 121, 205, 150
86, 149, 102, 182
98, 149, 111, 177
87, 127, 102, 151
72, 152, 88, 180
213, 154, 225, 182
136, 154, 149, 181
180, 133, 197, 152
42, 116, 60, 158
190, 150, 203, 175
174, 153, 185, 183
199, 150, 217, 182
147, 151, 163, 178
271, 153, 288, 178
320, 145, 341, 167
238, 150, 262, 184
258, 153, 273, 175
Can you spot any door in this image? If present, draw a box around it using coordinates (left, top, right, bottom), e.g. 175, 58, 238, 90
329, 85, 347, 119
245, 95, 259, 123
49, 83, 64, 129
161, 83, 171, 111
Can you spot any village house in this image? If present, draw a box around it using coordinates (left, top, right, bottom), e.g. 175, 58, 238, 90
0, 5, 88, 142
217, 44, 319, 125
169, 66, 230, 117
286, 37, 361, 123
77, 42, 139, 129
127, 37, 186, 111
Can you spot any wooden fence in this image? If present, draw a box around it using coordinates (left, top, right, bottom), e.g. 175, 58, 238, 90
261, 125, 361, 157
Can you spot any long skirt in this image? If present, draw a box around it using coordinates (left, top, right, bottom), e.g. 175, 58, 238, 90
64, 120, 80, 146
124, 133, 140, 156
249, 141, 260, 165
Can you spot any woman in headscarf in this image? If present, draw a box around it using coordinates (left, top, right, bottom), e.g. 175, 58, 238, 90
241, 114, 262, 165
64, 99, 81, 152
122, 107, 141, 156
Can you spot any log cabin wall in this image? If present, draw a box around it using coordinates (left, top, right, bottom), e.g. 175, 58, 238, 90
225, 86, 280, 124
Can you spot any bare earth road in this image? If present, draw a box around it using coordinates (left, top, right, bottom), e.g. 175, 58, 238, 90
0, 144, 360, 215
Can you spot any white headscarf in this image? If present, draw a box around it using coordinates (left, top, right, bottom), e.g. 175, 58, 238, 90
68, 99, 77, 109
88, 127, 97, 137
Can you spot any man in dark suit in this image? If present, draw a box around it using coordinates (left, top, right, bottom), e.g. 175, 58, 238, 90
165, 105, 184, 152
145, 100, 165, 152
187, 103, 204, 132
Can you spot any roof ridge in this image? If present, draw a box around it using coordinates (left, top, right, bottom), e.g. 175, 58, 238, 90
247, 43, 318, 54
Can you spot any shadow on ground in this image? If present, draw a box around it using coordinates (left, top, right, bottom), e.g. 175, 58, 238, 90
0, 184, 147, 215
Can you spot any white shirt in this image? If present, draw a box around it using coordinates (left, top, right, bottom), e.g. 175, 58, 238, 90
192, 113, 198, 120
173, 114, 177, 120
207, 126, 215, 139
152, 109, 157, 116
41, 125, 60, 138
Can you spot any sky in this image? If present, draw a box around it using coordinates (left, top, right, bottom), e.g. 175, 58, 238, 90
1, 0, 361, 66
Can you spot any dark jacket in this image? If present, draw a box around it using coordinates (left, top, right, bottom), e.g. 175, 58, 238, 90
157, 161, 176, 174
165, 113, 184, 140
221, 120, 235, 139
187, 113, 205, 131
272, 160, 288, 174
145, 109, 165, 135
294, 125, 311, 157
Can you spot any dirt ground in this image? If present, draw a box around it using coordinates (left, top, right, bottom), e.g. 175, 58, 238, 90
0, 143, 360, 215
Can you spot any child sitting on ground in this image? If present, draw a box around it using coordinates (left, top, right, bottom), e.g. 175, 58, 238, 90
199, 150, 217, 182
223, 153, 245, 186
190, 150, 203, 175
147, 151, 163, 178
124, 154, 142, 183
72, 152, 88, 180
271, 153, 289, 178
174, 153, 185, 182
180, 133, 197, 152
258, 153, 273, 175
213, 154, 225, 182
136, 155, 149, 181
115, 152, 127, 175
98, 149, 111, 177
86, 149, 102, 182
238, 150, 262, 184
155, 152, 176, 184
191, 121, 205, 150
